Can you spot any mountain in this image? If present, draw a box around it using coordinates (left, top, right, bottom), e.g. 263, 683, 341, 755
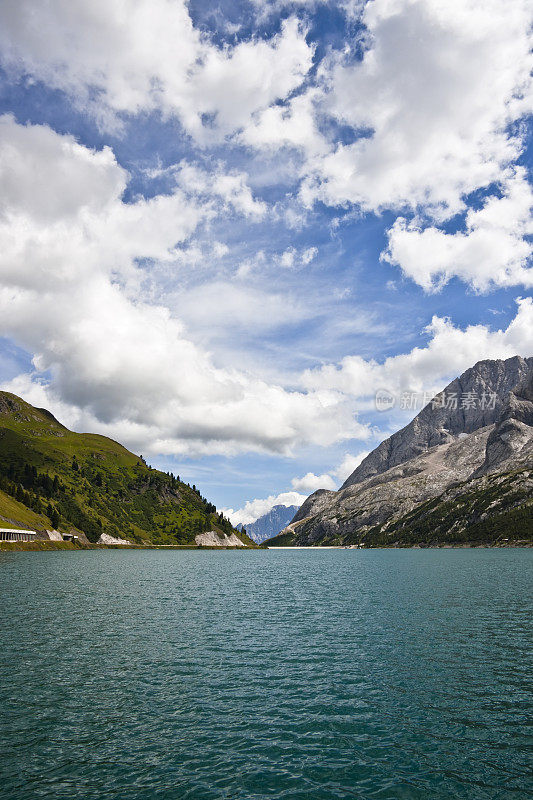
342, 356, 530, 489
0, 392, 254, 547
237, 504, 300, 543
267, 356, 533, 548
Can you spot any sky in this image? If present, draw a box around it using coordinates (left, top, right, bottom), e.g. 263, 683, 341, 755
0, 0, 531, 525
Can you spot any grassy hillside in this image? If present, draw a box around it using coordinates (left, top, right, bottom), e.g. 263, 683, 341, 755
0, 392, 254, 546
0, 487, 53, 530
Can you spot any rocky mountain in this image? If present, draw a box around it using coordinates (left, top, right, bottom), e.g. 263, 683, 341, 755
342, 356, 531, 488
237, 504, 300, 543
268, 356, 533, 547
0, 392, 254, 547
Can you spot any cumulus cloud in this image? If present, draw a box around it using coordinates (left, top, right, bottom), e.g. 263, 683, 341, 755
2, 117, 529, 460
302, 0, 531, 219
302, 297, 533, 398
331, 452, 369, 482
223, 491, 307, 526
291, 471, 337, 492
383, 170, 533, 292
3, 0, 531, 304
247, 0, 532, 295
230, 449, 370, 524
0, 116, 208, 291
240, 89, 327, 158
0, 115, 367, 456
0, 2, 313, 141
290, 450, 370, 493
173, 163, 267, 219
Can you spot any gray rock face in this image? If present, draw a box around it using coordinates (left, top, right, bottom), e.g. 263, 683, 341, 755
195, 531, 245, 547
478, 364, 533, 474
341, 356, 533, 489
276, 356, 533, 547
291, 491, 335, 523
98, 532, 132, 545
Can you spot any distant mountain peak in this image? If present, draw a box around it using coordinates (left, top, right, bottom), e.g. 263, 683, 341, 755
237, 504, 300, 543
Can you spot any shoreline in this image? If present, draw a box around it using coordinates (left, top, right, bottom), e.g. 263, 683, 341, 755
0, 540, 530, 552
0, 541, 253, 551
267, 542, 532, 549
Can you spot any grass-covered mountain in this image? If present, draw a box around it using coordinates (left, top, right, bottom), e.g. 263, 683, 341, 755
268, 356, 533, 548
0, 392, 254, 546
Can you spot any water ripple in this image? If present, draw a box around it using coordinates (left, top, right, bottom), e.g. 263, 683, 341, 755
0, 548, 531, 800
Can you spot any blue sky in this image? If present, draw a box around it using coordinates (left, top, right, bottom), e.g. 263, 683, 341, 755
0, 0, 531, 523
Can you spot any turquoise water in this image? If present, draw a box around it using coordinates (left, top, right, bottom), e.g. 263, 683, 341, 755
0, 549, 531, 800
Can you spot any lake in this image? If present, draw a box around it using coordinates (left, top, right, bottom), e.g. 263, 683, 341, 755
0, 548, 531, 799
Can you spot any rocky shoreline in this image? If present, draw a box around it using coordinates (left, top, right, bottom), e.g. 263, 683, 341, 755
1, 539, 530, 552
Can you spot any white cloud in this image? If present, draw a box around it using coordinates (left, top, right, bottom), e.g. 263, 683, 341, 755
291, 471, 337, 492
331, 451, 369, 482
302, 0, 531, 219
244, 0, 533, 295
302, 297, 533, 398
231, 449, 370, 523
175, 280, 309, 333
0, 116, 367, 457
249, 0, 366, 24
212, 242, 229, 259
235, 251, 266, 279
223, 491, 307, 526
278, 245, 318, 269
0, 116, 208, 292
280, 248, 297, 269
290, 450, 370, 493
6, 118, 526, 459
185, 18, 314, 143
0, 3, 313, 142
0, 114, 126, 221
383, 169, 533, 292
302, 247, 318, 265
240, 89, 327, 157
173, 163, 267, 219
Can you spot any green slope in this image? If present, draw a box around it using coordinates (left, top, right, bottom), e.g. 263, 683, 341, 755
0, 392, 254, 546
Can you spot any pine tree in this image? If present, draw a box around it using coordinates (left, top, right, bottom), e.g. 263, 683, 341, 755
47, 504, 60, 529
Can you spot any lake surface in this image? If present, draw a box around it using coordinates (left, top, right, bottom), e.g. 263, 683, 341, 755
1, 549, 531, 800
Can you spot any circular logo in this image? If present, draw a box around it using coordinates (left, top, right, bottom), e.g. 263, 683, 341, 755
375, 388, 395, 412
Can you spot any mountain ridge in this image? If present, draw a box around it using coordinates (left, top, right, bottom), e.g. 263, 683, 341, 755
341, 356, 533, 489
0, 391, 254, 547
268, 356, 533, 547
